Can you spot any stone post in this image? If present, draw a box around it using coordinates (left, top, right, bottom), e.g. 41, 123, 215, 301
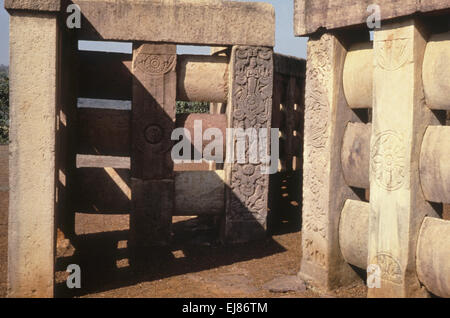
368, 19, 442, 297
7, 11, 60, 297
298, 33, 362, 291
130, 44, 176, 250
224, 46, 273, 243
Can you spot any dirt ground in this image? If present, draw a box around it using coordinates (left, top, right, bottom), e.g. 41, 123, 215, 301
0, 214, 368, 298
0, 166, 369, 298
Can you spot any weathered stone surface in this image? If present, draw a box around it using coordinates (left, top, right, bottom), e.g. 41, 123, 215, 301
224, 46, 273, 243
76, 155, 130, 169
74, 167, 131, 213
5, 0, 61, 12
177, 55, 228, 103
76, 109, 227, 160
423, 31, 450, 110
343, 42, 373, 109
131, 43, 176, 249
73, 0, 275, 47
263, 275, 307, 293
78, 52, 230, 103
130, 179, 174, 247
339, 200, 369, 269
75, 213, 129, 235
416, 217, 450, 298
341, 122, 371, 189
8, 12, 59, 298
420, 126, 450, 204
131, 43, 176, 180
174, 171, 225, 216
298, 33, 362, 291
77, 108, 131, 157
175, 114, 227, 161
368, 19, 442, 298
294, 0, 450, 36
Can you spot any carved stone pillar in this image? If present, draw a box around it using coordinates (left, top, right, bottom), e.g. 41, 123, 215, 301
130, 44, 176, 249
224, 46, 273, 243
298, 33, 362, 291
368, 19, 441, 297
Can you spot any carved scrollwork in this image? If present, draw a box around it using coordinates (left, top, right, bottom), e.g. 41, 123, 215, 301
229, 46, 273, 222
302, 34, 333, 244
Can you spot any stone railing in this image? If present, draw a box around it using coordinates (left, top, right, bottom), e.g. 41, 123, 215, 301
4, 0, 279, 298
294, 0, 450, 298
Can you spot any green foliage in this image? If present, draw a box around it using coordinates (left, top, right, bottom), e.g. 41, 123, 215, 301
176, 101, 209, 114
0, 72, 9, 144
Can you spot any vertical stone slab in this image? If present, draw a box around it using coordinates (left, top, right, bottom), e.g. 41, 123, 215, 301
130, 44, 176, 248
298, 33, 361, 291
56, 27, 78, 247
224, 46, 273, 243
130, 179, 173, 246
369, 19, 441, 297
131, 44, 176, 180
8, 12, 60, 297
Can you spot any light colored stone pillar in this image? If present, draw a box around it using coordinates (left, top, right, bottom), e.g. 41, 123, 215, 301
368, 19, 442, 297
8, 11, 60, 298
298, 33, 363, 291
224, 46, 273, 243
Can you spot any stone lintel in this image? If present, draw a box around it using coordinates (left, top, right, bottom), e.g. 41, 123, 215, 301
5, 0, 62, 12
73, 0, 275, 47
294, 0, 450, 37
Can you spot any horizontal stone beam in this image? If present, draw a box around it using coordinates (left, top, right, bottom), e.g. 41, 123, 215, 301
420, 126, 450, 204
6, 1, 274, 46
341, 122, 371, 189
77, 109, 228, 158
423, 31, 450, 110
74, 213, 129, 235
294, 0, 450, 36
77, 108, 131, 157
78, 52, 229, 103
177, 55, 228, 103
74, 167, 225, 215
5, 0, 61, 12
416, 217, 450, 298
339, 199, 369, 269
78, 52, 307, 103
343, 42, 373, 109
73, 0, 274, 46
